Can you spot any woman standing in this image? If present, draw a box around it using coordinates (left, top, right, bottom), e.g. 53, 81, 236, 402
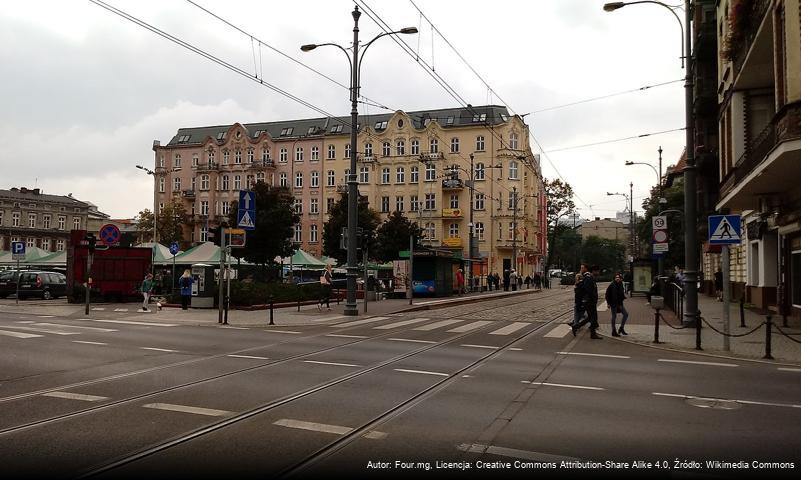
179, 270, 193, 310
318, 264, 333, 311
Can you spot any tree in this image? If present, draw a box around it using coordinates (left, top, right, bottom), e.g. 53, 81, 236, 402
635, 177, 686, 270
580, 236, 626, 273
549, 223, 582, 270
543, 178, 576, 270
322, 193, 381, 265
226, 182, 299, 267
374, 211, 424, 263
135, 198, 188, 245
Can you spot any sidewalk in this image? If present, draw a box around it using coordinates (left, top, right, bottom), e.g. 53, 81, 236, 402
598, 292, 801, 366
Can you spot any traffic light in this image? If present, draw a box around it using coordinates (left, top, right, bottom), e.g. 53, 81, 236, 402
85, 233, 97, 253
208, 225, 222, 246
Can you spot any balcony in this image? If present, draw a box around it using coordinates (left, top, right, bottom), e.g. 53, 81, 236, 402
441, 178, 464, 190
727, 0, 771, 82
441, 208, 463, 218
248, 159, 274, 169
336, 184, 348, 194
182, 190, 196, 198
419, 152, 443, 162
195, 162, 219, 172
360, 155, 376, 163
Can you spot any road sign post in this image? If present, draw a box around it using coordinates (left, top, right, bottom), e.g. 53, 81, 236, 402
237, 191, 256, 231
169, 242, 179, 292
11, 242, 25, 306
709, 214, 741, 353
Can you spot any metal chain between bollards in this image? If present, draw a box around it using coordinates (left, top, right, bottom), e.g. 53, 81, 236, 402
772, 324, 801, 344
657, 311, 689, 330
699, 315, 764, 338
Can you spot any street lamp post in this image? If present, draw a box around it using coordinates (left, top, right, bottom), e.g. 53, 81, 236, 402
626, 146, 667, 275
607, 190, 633, 263
136, 165, 158, 275
604, 0, 697, 328
302, 6, 417, 316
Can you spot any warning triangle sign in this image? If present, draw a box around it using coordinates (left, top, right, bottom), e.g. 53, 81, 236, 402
710, 217, 739, 241
238, 211, 255, 229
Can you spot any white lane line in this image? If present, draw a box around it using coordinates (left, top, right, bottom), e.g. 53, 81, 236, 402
113, 308, 129, 312
227, 354, 269, 360
652, 392, 801, 409
447, 321, 492, 333
91, 307, 106, 311
1, 325, 80, 335
42, 391, 109, 402
72, 341, 107, 345
91, 319, 178, 327
221, 326, 248, 330
658, 359, 738, 368
33, 323, 118, 333
778, 368, 801, 373
330, 316, 388, 328
388, 338, 437, 344
303, 360, 360, 368
15, 321, 36, 324
490, 322, 529, 336
509, 348, 523, 351
458, 443, 579, 463
524, 382, 605, 391
37, 315, 56, 318
273, 418, 387, 439
413, 319, 462, 331
140, 347, 178, 353
326, 334, 369, 339
264, 330, 302, 335
313, 315, 347, 323
557, 352, 631, 359
143, 403, 232, 417
544, 324, 571, 338
394, 368, 449, 377
0, 329, 43, 338
374, 318, 430, 330
461, 344, 499, 350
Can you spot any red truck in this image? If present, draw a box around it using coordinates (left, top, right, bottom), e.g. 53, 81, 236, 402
66, 230, 152, 302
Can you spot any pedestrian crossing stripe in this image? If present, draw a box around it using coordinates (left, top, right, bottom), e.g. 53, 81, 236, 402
238, 211, 255, 229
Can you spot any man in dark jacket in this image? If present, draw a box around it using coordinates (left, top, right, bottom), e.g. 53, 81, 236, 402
572, 265, 602, 339
606, 273, 629, 336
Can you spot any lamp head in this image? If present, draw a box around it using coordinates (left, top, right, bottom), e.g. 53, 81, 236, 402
603, 2, 626, 12
400, 27, 418, 34
625, 161, 634, 165
300, 44, 317, 52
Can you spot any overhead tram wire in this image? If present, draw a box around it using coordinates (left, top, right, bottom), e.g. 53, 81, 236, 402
546, 127, 687, 153
90, 0, 352, 129
526, 79, 683, 115
184, 0, 394, 112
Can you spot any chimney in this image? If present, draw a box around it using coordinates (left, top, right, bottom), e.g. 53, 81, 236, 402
33, 188, 40, 195
595, 217, 600, 221
20, 187, 28, 193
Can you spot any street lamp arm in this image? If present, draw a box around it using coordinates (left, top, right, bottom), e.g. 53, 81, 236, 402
358, 29, 417, 83
301, 43, 353, 78
603, 0, 684, 68
625, 161, 660, 185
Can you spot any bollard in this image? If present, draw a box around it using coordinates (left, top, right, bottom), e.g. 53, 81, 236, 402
223, 295, 229, 325
739, 296, 746, 328
764, 314, 774, 360
268, 296, 275, 326
297, 284, 301, 312
653, 308, 661, 344
695, 310, 703, 351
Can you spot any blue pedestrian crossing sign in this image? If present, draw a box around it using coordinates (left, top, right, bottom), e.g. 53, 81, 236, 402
169, 242, 180, 255
237, 190, 256, 230
708, 215, 741, 245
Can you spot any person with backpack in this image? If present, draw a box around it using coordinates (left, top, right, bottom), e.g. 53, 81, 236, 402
179, 269, 193, 310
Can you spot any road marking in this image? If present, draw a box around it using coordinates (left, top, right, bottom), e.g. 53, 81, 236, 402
72, 341, 107, 345
509, 348, 523, 351
2, 325, 80, 335
523, 381, 605, 391
91, 319, 178, 327
557, 352, 631, 359
652, 392, 801, 409
394, 368, 449, 377
264, 330, 301, 334
388, 338, 437, 344
490, 322, 528, 336
33, 323, 118, 333
597, 302, 608, 312
447, 321, 492, 333
273, 418, 387, 439
42, 391, 109, 402
461, 344, 498, 350
37, 315, 56, 318
221, 326, 248, 330
140, 347, 178, 353
15, 320, 36, 324
91, 308, 106, 311
0, 329, 43, 338
313, 315, 347, 322
414, 319, 463, 331
227, 354, 269, 360
544, 324, 571, 338
374, 318, 430, 330
330, 316, 388, 328
113, 308, 129, 312
303, 360, 360, 367
326, 334, 368, 339
457, 443, 579, 463
658, 359, 738, 368
778, 368, 801, 373
143, 403, 232, 417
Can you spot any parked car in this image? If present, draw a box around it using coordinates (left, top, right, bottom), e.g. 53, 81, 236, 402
16, 271, 67, 300
0, 270, 22, 298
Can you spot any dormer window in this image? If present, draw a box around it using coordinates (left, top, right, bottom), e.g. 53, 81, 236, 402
446, 116, 454, 125
216, 132, 225, 141
330, 124, 344, 134
374, 120, 388, 130
177, 134, 191, 143
280, 127, 294, 137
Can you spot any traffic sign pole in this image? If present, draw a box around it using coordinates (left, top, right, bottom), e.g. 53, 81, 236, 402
15, 257, 20, 306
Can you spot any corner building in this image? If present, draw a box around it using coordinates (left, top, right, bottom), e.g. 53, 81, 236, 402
152, 105, 546, 277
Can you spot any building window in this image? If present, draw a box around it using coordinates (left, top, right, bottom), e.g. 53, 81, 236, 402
295, 172, 303, 188
294, 198, 302, 214
498, 222, 503, 240
173, 177, 181, 191
200, 175, 210, 191
191, 177, 196, 192
208, 150, 215, 164
410, 195, 419, 212
345, 144, 351, 159
246, 175, 255, 189
222, 201, 230, 216
310, 224, 318, 243
327, 197, 335, 212
192, 154, 199, 167
425, 222, 435, 240
359, 167, 369, 184
382, 142, 391, 157
43, 215, 51, 229
159, 177, 165, 192
294, 225, 302, 243
364, 142, 373, 158
311, 146, 319, 161
28, 213, 36, 228
42, 238, 51, 251
234, 175, 242, 190
381, 168, 390, 184
396, 167, 405, 184
262, 148, 271, 162
310, 198, 319, 214
159, 155, 165, 168
476, 136, 485, 151
509, 191, 518, 210
396, 140, 405, 156
449, 223, 459, 238
411, 139, 420, 155
247, 149, 254, 163
278, 148, 287, 163
425, 193, 436, 210
509, 223, 515, 239
200, 227, 208, 242
476, 222, 484, 241
450, 194, 459, 209
73, 217, 81, 230
174, 154, 182, 168
257, 172, 265, 184
425, 163, 436, 182
26, 238, 35, 248
381, 196, 390, 213
327, 145, 336, 160
58, 216, 65, 230
200, 201, 208, 216
450, 137, 460, 153
56, 239, 65, 251
223, 150, 230, 164
475, 193, 485, 210
429, 138, 439, 154
396, 196, 404, 212
509, 160, 519, 180
327, 170, 336, 187
510, 132, 519, 150
295, 147, 304, 162
222, 175, 230, 190
410, 166, 419, 183
475, 163, 485, 180
311, 171, 320, 188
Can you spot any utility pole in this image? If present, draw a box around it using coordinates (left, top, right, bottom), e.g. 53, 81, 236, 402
657, 146, 664, 277
682, 0, 699, 327
630, 182, 634, 261
218, 227, 225, 324
512, 186, 518, 275
469, 154, 475, 292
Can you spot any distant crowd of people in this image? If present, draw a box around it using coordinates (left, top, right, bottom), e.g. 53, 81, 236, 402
484, 270, 550, 292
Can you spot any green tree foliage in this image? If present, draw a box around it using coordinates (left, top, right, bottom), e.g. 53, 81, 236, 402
544, 178, 576, 269
548, 224, 582, 270
226, 182, 299, 266
374, 211, 424, 263
135, 198, 188, 245
580, 236, 626, 274
322, 194, 381, 265
635, 177, 685, 270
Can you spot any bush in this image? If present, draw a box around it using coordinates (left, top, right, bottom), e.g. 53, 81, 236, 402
229, 281, 324, 306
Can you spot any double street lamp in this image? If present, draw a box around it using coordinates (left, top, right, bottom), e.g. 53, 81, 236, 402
301, 6, 417, 316
607, 187, 635, 261
626, 146, 668, 274
136, 165, 158, 275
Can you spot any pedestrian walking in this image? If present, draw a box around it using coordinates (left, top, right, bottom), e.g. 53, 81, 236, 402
533, 272, 542, 291
318, 264, 333, 311
140, 273, 153, 312
605, 273, 629, 336
572, 273, 586, 327
623, 271, 633, 296
503, 269, 510, 291
524, 274, 531, 289
714, 268, 723, 302
517, 273, 523, 290
179, 269, 193, 310
572, 264, 602, 339
455, 268, 465, 295
510, 269, 518, 291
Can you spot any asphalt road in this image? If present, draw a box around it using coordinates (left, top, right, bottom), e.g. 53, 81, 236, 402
0, 289, 798, 479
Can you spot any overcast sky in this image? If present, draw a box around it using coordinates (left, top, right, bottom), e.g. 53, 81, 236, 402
1, 0, 688, 220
